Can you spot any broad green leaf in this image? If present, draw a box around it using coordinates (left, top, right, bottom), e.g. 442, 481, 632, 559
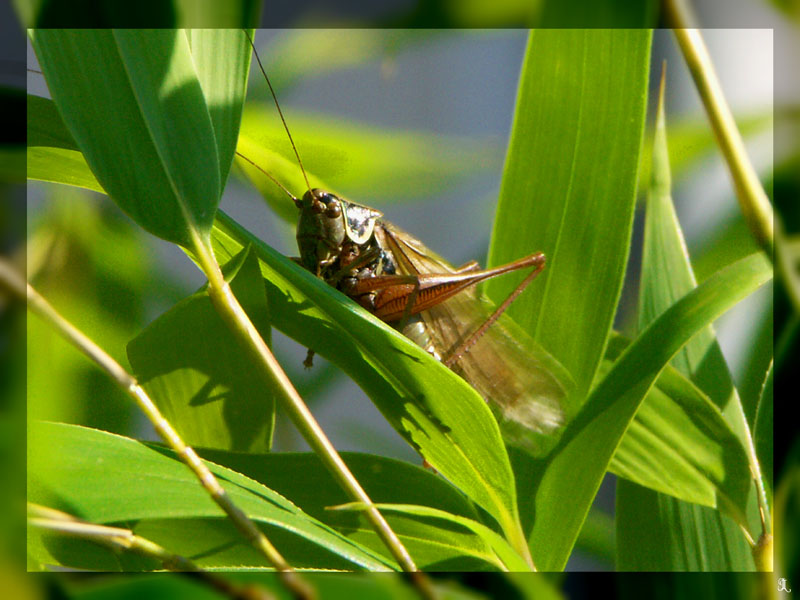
30, 30, 223, 247
617, 72, 760, 571
333, 503, 530, 571
27, 421, 394, 571
210, 212, 529, 558
528, 252, 772, 570
486, 29, 652, 404
606, 335, 751, 511
197, 448, 496, 570
26, 94, 104, 194
127, 247, 275, 453
27, 32, 253, 198
186, 29, 252, 190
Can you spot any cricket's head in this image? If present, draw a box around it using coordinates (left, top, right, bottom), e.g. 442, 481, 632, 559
295, 188, 347, 273
295, 188, 382, 275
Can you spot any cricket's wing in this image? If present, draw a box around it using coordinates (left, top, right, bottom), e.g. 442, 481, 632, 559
379, 222, 572, 456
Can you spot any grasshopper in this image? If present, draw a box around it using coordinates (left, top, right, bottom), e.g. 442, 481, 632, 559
241, 31, 569, 455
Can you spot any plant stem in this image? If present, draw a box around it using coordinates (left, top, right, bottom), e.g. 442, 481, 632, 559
28, 504, 275, 600
663, 0, 774, 258
1, 259, 312, 600
189, 234, 433, 593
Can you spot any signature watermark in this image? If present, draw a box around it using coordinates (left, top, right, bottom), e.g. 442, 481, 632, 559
778, 578, 792, 593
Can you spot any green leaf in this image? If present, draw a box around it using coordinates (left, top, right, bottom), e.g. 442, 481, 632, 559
127, 247, 275, 453
197, 448, 494, 570
28, 421, 394, 571
186, 29, 252, 191
210, 212, 528, 557
30, 30, 226, 247
605, 335, 752, 512
528, 252, 772, 570
486, 29, 652, 404
332, 503, 530, 571
754, 361, 773, 503
27, 94, 104, 194
616, 71, 762, 571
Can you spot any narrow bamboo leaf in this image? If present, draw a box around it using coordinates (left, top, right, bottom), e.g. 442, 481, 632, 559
754, 361, 773, 502
210, 212, 526, 551
28, 421, 394, 571
617, 72, 760, 571
127, 247, 275, 453
30, 30, 221, 247
528, 252, 772, 571
333, 503, 530, 571
486, 29, 652, 405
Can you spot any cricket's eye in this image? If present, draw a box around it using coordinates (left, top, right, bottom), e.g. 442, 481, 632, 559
311, 195, 327, 213
325, 198, 341, 219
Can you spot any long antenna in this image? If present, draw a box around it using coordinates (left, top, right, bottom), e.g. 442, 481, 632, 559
242, 29, 314, 196
235, 151, 300, 206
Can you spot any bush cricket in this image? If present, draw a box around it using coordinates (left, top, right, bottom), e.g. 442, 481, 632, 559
241, 32, 570, 455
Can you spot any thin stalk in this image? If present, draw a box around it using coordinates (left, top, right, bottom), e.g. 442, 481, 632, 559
28, 504, 274, 600
188, 233, 436, 597
663, 0, 775, 258
1, 260, 313, 600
